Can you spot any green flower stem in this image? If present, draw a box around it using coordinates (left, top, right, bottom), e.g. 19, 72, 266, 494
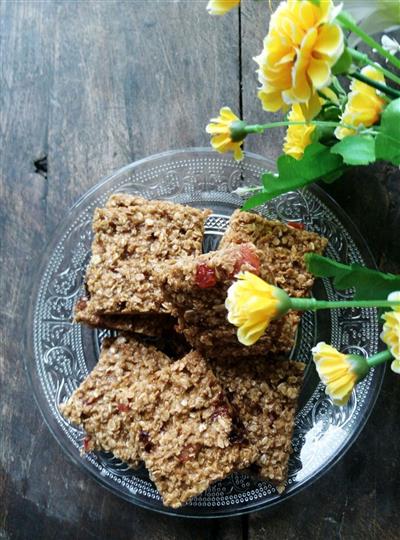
367, 349, 393, 368
289, 298, 400, 312
348, 72, 400, 99
337, 13, 400, 70
348, 47, 400, 87
245, 120, 341, 134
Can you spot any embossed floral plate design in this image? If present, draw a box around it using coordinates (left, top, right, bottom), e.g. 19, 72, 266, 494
27, 148, 384, 517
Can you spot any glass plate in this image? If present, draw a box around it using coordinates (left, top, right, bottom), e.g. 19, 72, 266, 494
26, 148, 384, 518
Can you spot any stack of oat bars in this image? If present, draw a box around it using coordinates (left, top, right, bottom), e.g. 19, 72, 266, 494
61, 194, 327, 508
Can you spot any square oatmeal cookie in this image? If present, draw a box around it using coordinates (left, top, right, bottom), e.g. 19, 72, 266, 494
74, 194, 211, 335
59, 335, 171, 468
159, 242, 299, 358
210, 356, 305, 490
133, 351, 258, 508
220, 210, 328, 298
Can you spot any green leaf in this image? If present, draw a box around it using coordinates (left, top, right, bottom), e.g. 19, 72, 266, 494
332, 47, 352, 75
375, 98, 400, 166
244, 143, 345, 206
305, 253, 400, 301
277, 143, 343, 182
241, 191, 274, 211
261, 172, 276, 189
331, 135, 376, 165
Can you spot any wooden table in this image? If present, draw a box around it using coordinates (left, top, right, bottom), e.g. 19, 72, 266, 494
1, 2, 399, 538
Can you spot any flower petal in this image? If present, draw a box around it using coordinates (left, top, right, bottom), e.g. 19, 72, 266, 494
255, 0, 342, 114
314, 23, 344, 58
307, 58, 331, 89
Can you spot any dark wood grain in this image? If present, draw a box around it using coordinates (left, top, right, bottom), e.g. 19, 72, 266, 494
0, 1, 241, 539
1, 0, 400, 539
239, 3, 400, 539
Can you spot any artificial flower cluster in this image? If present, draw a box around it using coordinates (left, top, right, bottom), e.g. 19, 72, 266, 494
225, 270, 400, 407
204, 0, 400, 407
205, 0, 400, 201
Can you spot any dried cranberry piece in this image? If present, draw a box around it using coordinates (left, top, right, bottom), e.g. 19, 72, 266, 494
287, 221, 305, 230
195, 263, 217, 288
233, 245, 260, 276
211, 405, 230, 421
76, 297, 88, 311
178, 444, 201, 463
83, 436, 91, 452
83, 395, 99, 406
268, 411, 278, 424
117, 403, 130, 413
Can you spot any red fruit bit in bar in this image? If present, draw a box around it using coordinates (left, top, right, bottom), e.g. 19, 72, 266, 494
211, 405, 230, 421
178, 444, 201, 463
76, 297, 88, 311
83, 436, 91, 452
287, 221, 304, 230
117, 403, 130, 413
233, 245, 260, 275
195, 263, 217, 288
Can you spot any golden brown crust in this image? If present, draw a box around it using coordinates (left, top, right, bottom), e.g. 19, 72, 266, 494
134, 351, 257, 508
59, 335, 171, 468
159, 243, 298, 358
211, 356, 305, 486
74, 194, 211, 335
61, 339, 257, 508
74, 299, 175, 337
220, 210, 328, 297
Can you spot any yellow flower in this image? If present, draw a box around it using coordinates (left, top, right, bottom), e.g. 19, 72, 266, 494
380, 292, 400, 374
335, 65, 386, 139
206, 107, 245, 161
225, 271, 290, 346
207, 0, 240, 15
283, 103, 316, 159
254, 0, 344, 120
312, 342, 368, 406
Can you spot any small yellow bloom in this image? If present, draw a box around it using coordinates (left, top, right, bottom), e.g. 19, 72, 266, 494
255, 0, 344, 120
225, 271, 289, 346
380, 292, 400, 374
206, 107, 245, 161
312, 342, 368, 406
283, 103, 316, 159
207, 0, 240, 15
335, 65, 386, 139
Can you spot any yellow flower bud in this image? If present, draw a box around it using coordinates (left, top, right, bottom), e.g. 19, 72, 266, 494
225, 271, 290, 346
206, 107, 245, 161
380, 291, 400, 374
283, 103, 317, 160
335, 65, 386, 139
312, 342, 368, 406
207, 0, 240, 15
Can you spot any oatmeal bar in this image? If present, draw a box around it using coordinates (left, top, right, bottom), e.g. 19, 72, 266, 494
74, 299, 175, 337
59, 335, 171, 468
133, 351, 258, 508
210, 356, 304, 489
220, 210, 328, 297
75, 194, 211, 335
159, 242, 299, 358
